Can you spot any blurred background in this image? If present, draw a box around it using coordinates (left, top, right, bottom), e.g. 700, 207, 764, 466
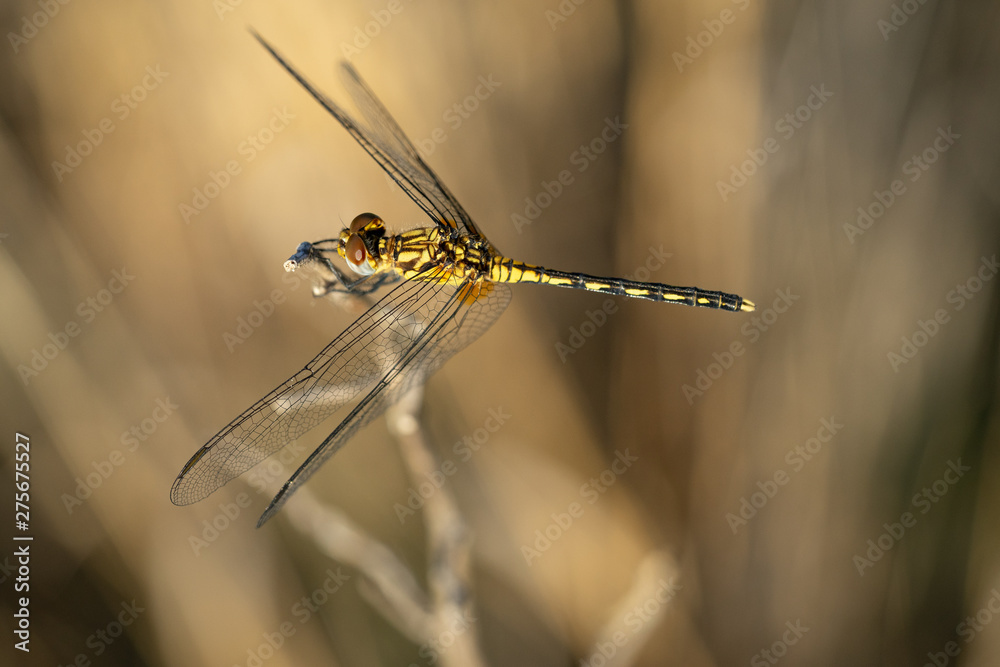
1, 0, 999, 665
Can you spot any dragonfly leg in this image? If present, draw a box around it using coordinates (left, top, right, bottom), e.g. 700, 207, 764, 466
314, 271, 399, 297
309, 248, 399, 297
285, 240, 399, 298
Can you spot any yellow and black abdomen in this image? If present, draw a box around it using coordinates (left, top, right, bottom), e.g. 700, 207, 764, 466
490, 257, 755, 312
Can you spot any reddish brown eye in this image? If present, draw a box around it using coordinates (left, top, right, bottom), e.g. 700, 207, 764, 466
345, 234, 367, 264
350, 212, 380, 234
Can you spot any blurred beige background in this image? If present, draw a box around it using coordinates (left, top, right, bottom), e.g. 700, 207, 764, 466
1, 0, 999, 665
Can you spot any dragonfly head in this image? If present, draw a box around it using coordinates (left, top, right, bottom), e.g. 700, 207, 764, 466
339, 212, 385, 276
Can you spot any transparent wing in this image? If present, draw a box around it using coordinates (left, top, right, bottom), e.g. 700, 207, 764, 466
170, 268, 456, 506
257, 280, 512, 526
336, 62, 486, 240
252, 31, 488, 242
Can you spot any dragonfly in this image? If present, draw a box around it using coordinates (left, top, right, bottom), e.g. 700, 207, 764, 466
170, 31, 755, 527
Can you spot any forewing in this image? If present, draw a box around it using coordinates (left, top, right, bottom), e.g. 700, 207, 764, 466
336, 62, 486, 240
252, 32, 487, 242
170, 273, 451, 506
256, 280, 512, 525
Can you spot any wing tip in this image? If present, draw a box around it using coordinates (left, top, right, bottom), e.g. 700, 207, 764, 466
256, 498, 281, 528
168, 476, 190, 507
248, 26, 267, 49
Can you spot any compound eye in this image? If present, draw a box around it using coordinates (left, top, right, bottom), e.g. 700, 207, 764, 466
345, 234, 367, 264
350, 212, 380, 234
345, 234, 375, 275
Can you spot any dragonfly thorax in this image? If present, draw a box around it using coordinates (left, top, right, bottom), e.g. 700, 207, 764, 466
335, 212, 492, 286
389, 225, 494, 286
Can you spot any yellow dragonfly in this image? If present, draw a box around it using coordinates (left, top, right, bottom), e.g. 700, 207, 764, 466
170, 32, 754, 526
